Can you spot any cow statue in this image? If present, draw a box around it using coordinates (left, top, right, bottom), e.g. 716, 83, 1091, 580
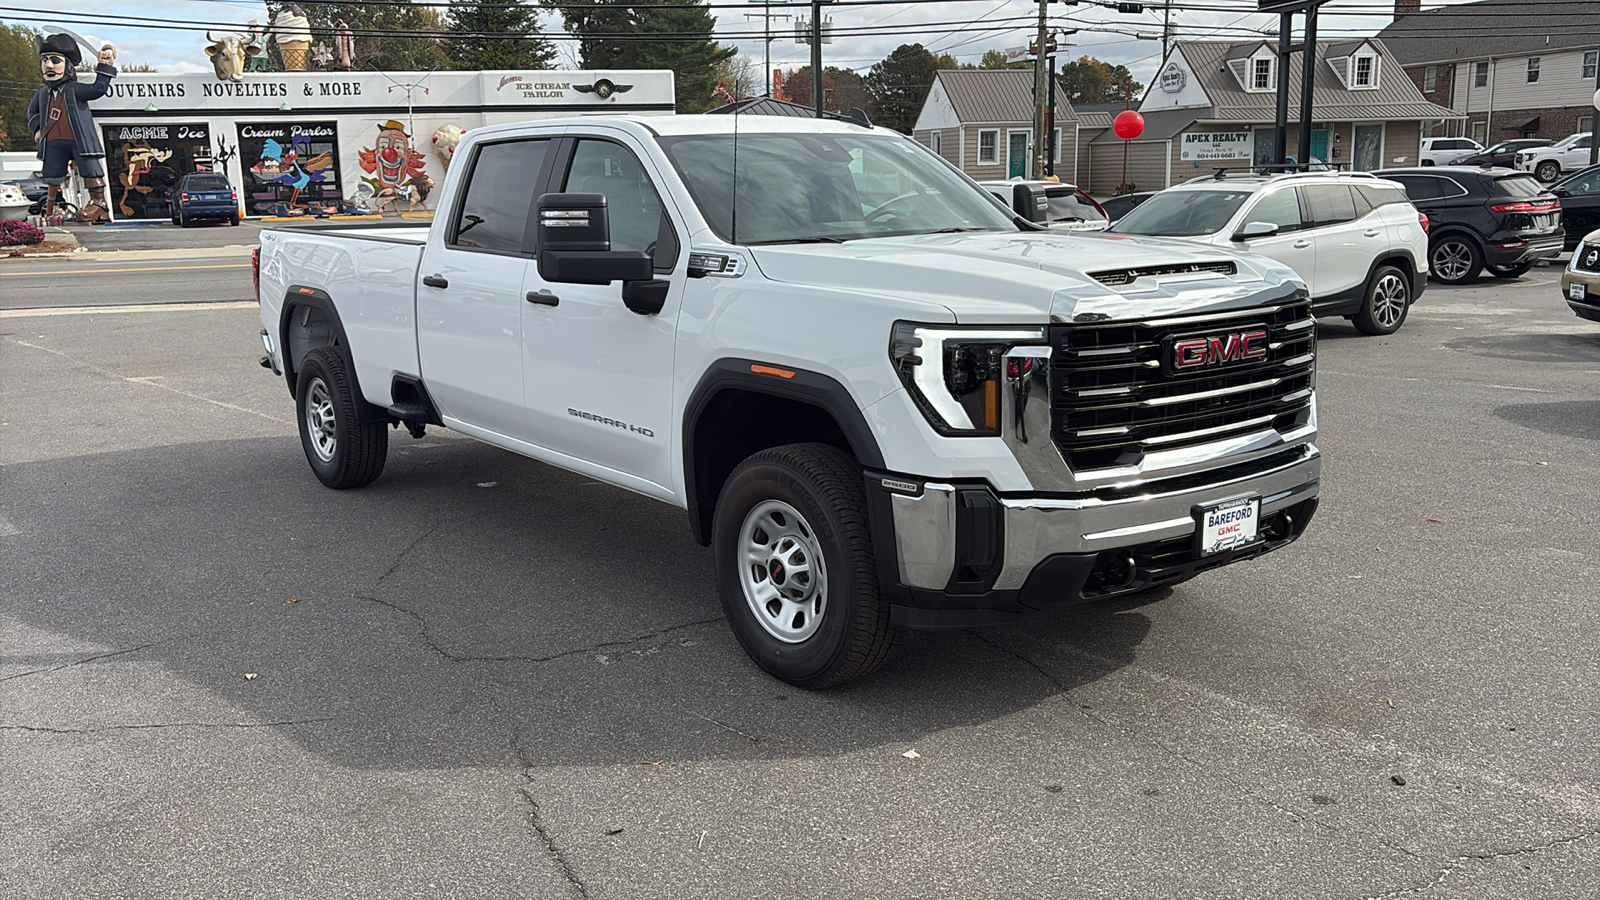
205, 31, 262, 83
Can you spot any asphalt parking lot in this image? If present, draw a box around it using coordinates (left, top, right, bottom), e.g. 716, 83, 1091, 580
1, 253, 1597, 898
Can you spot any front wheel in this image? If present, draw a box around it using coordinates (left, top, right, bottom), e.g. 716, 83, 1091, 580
1488, 261, 1534, 278
295, 347, 388, 489
712, 443, 897, 688
1536, 161, 1561, 183
1354, 265, 1412, 335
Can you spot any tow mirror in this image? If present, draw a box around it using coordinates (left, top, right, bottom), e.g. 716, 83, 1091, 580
1234, 221, 1279, 241
535, 192, 652, 285
1011, 183, 1049, 223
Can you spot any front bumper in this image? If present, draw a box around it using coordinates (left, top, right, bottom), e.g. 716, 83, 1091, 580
1563, 269, 1600, 322
867, 444, 1321, 627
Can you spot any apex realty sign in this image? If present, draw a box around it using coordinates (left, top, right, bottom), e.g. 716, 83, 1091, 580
1181, 132, 1252, 161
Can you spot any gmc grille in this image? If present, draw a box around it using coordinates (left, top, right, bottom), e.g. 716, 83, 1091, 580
1048, 301, 1315, 472
1089, 261, 1238, 286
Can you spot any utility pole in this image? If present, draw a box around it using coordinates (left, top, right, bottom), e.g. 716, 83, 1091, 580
1162, 2, 1172, 63
1032, 0, 1052, 179
746, 1, 791, 98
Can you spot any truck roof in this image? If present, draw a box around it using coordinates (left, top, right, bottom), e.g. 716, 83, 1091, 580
467, 113, 879, 142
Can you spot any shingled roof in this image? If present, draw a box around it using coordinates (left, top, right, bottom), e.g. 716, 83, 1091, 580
932, 69, 1078, 124
1376, 0, 1600, 66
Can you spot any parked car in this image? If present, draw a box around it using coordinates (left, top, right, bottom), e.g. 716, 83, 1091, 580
975, 179, 1109, 232
1548, 163, 1600, 251
1448, 138, 1550, 168
1108, 171, 1428, 335
1374, 166, 1563, 284
1419, 136, 1483, 166
169, 172, 240, 227
1517, 133, 1593, 183
1562, 228, 1600, 322
1098, 190, 1158, 224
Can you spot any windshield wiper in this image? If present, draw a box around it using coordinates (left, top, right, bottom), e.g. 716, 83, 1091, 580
747, 236, 849, 245
928, 227, 993, 234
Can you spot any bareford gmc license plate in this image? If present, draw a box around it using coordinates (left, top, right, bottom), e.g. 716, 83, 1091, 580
1196, 496, 1260, 556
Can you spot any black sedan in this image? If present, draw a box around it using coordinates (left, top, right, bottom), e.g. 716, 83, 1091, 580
1549, 164, 1600, 252
1448, 138, 1551, 168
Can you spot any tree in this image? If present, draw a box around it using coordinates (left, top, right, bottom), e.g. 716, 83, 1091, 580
547, 0, 734, 113
1, 24, 38, 152
779, 66, 872, 116
441, 1, 556, 70
1059, 55, 1145, 105
864, 43, 940, 134
979, 49, 1028, 70
265, 2, 450, 72
712, 53, 763, 101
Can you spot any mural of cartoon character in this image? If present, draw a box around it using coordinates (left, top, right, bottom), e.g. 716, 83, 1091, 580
359, 120, 431, 216
257, 137, 334, 210
26, 33, 117, 221
115, 139, 174, 217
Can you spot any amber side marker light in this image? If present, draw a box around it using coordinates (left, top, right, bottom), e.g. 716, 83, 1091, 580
751, 364, 796, 379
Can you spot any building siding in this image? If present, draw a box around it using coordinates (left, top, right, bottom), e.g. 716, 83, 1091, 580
1087, 141, 1168, 194
1458, 49, 1596, 114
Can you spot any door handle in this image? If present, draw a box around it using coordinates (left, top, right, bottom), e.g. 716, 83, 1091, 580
1293, 240, 1312, 249
422, 274, 448, 289
526, 289, 559, 306
1364, 229, 1382, 237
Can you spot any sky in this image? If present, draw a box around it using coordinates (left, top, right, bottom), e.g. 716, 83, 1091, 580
2, 0, 1459, 86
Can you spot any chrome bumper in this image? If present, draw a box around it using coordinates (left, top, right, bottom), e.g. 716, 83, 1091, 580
884, 443, 1320, 592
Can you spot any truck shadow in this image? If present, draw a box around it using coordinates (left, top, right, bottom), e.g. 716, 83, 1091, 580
1442, 331, 1600, 364
1, 436, 1152, 771
1493, 400, 1600, 440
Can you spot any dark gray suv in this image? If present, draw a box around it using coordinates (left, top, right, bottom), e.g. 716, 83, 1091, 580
1375, 166, 1563, 284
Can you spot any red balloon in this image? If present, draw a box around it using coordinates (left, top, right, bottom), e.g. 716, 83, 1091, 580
1112, 110, 1145, 140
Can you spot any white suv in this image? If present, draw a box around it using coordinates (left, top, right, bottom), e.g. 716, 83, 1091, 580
1518, 133, 1593, 182
1419, 136, 1483, 166
1108, 172, 1429, 335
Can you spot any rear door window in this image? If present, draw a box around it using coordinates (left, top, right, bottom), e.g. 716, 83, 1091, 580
1302, 184, 1358, 226
450, 139, 553, 255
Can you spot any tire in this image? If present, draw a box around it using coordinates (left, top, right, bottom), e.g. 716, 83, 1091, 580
711, 443, 897, 688
295, 347, 388, 489
170, 208, 178, 226
1488, 261, 1534, 278
1354, 265, 1412, 336
177, 208, 188, 228
230, 213, 241, 226
1535, 161, 1561, 183
1429, 236, 1483, 285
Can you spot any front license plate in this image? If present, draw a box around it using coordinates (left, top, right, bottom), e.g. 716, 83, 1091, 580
1572, 282, 1588, 302
1196, 496, 1260, 556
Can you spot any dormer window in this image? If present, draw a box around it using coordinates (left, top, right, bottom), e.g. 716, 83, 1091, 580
1253, 58, 1273, 90
1354, 56, 1374, 86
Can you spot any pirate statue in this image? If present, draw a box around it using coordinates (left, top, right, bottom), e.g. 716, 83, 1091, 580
27, 34, 118, 222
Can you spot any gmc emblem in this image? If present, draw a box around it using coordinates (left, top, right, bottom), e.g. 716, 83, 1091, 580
1166, 328, 1268, 373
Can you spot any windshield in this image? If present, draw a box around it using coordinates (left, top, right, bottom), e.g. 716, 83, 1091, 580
656, 131, 1019, 244
1108, 189, 1252, 237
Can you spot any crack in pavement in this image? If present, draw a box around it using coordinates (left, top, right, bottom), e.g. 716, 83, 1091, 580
1365, 827, 1600, 899
516, 788, 588, 899
354, 593, 723, 665
0, 634, 204, 683
0, 717, 336, 735
374, 522, 444, 586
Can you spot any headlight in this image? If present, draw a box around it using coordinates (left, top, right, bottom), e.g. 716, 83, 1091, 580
890, 322, 1047, 436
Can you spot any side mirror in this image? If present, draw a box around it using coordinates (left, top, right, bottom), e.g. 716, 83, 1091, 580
535, 192, 652, 285
1552, 188, 1570, 198
1233, 221, 1279, 241
1011, 183, 1048, 223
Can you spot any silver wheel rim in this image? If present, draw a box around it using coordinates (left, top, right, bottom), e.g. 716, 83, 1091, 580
1538, 164, 1558, 182
1372, 272, 1409, 329
737, 499, 827, 643
1432, 241, 1472, 281
304, 376, 337, 463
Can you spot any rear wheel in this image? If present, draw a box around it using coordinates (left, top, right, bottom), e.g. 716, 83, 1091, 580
1488, 261, 1534, 278
1354, 265, 1412, 336
1535, 161, 1561, 183
176, 208, 188, 228
295, 347, 387, 489
712, 443, 897, 688
1430, 237, 1483, 284
230, 213, 241, 226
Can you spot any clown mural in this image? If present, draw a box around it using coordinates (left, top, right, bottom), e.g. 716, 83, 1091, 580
27, 33, 117, 221
360, 121, 432, 215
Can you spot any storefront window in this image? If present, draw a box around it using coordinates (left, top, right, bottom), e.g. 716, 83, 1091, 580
237, 121, 342, 216
100, 123, 213, 219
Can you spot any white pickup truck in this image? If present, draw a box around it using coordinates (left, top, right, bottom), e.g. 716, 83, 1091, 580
255, 114, 1321, 687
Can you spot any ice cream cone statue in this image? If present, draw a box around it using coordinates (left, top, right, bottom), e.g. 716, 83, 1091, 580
273, 4, 312, 71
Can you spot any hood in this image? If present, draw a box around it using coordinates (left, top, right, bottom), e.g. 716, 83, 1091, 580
748, 231, 1299, 324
